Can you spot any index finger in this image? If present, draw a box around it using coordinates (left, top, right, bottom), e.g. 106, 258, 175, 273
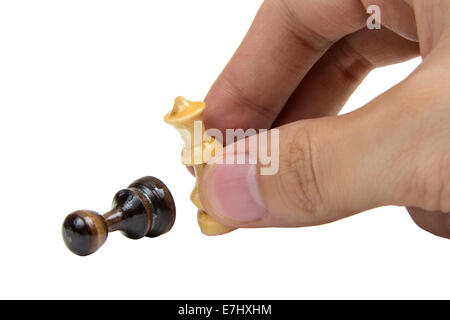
204, 0, 368, 133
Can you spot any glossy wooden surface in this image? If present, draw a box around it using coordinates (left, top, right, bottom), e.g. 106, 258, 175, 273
62, 210, 108, 256
62, 176, 176, 256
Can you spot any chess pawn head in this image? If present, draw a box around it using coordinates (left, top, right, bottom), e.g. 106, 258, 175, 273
164, 96, 222, 166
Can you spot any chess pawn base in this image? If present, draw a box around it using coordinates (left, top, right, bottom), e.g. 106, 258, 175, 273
197, 210, 235, 235
191, 165, 236, 235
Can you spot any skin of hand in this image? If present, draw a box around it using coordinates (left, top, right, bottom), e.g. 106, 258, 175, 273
197, 0, 450, 238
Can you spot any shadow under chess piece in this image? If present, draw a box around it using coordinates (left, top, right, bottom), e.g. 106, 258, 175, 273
62, 176, 176, 256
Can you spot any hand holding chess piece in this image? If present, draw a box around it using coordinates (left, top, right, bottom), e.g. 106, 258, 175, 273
181, 1, 450, 239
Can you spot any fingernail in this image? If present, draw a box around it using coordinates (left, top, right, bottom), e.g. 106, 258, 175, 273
205, 154, 267, 223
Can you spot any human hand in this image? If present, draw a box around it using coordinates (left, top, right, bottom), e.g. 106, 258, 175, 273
198, 0, 450, 238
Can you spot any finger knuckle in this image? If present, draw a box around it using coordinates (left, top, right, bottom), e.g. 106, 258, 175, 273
274, 0, 332, 52
411, 153, 450, 212
277, 126, 325, 223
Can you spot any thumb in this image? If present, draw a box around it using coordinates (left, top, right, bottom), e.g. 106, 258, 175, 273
198, 82, 430, 228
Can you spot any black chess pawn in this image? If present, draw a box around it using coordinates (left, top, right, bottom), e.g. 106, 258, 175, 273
62, 176, 176, 256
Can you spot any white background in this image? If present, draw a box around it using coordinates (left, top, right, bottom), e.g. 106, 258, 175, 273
0, 1, 448, 299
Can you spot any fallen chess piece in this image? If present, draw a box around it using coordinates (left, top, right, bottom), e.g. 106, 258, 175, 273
62, 176, 176, 256
164, 96, 236, 235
